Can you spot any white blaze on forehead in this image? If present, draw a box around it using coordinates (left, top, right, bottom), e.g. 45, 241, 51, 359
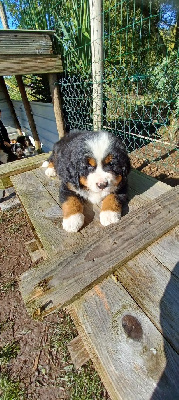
86, 131, 110, 163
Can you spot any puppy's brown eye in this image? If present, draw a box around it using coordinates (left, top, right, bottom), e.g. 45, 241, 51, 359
87, 164, 95, 172
107, 161, 113, 166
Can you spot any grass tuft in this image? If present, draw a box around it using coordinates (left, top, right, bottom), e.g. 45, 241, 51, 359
0, 342, 20, 365
0, 375, 24, 400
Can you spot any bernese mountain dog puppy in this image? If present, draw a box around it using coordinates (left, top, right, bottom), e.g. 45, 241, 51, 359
43, 130, 131, 232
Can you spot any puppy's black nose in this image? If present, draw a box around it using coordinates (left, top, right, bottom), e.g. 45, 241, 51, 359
97, 181, 108, 190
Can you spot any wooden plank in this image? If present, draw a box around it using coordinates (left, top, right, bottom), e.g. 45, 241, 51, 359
33, 167, 61, 204
25, 239, 46, 263
0, 31, 53, 54
148, 226, 179, 276
114, 240, 179, 353
11, 170, 80, 256
0, 29, 56, 34
0, 55, 63, 75
19, 186, 179, 316
67, 335, 90, 369
0, 153, 51, 187
128, 169, 171, 200
68, 278, 179, 400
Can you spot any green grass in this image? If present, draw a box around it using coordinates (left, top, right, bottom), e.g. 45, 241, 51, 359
50, 312, 108, 399
0, 342, 20, 365
64, 361, 108, 400
0, 343, 24, 400
0, 281, 17, 294
0, 375, 24, 400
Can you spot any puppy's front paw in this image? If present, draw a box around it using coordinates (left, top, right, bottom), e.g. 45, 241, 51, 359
63, 213, 84, 232
45, 167, 57, 177
100, 210, 121, 226
42, 160, 49, 168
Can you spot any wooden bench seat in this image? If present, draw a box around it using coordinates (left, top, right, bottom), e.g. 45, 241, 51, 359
10, 166, 179, 400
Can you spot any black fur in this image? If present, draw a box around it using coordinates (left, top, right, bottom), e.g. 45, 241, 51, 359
49, 130, 131, 205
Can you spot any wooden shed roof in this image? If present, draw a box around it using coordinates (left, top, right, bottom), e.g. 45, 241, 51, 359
0, 29, 63, 75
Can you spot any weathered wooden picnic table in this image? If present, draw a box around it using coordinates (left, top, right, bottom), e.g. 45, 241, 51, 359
3, 159, 179, 400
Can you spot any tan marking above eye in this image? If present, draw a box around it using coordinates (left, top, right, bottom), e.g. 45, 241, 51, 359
87, 157, 97, 167
104, 154, 113, 164
62, 196, 83, 219
101, 193, 122, 212
79, 176, 88, 187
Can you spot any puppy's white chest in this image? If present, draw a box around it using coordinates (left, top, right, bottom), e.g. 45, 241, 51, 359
88, 190, 107, 205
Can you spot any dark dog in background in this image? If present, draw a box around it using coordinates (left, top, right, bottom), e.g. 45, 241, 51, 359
43, 130, 131, 232
0, 135, 35, 164
11, 135, 35, 159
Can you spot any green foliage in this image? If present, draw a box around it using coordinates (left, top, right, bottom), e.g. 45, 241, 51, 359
5, 74, 51, 102
149, 50, 179, 113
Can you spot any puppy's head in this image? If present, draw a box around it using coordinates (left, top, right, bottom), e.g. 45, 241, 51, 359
55, 130, 130, 203
77, 131, 130, 198
16, 135, 33, 149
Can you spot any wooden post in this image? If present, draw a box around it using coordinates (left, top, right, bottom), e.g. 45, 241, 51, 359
48, 73, 65, 139
89, 0, 103, 131
16, 75, 41, 151
0, 76, 23, 135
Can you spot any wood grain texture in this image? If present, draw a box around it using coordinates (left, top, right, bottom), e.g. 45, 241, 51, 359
11, 170, 79, 256
19, 186, 179, 316
33, 167, 61, 204
67, 335, 90, 369
0, 31, 52, 54
148, 227, 179, 276
0, 55, 62, 75
15, 165, 179, 399
114, 236, 179, 353
0, 153, 51, 185
68, 278, 179, 400
128, 169, 171, 201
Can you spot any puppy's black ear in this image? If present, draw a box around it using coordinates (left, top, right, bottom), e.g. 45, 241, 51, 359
122, 158, 131, 178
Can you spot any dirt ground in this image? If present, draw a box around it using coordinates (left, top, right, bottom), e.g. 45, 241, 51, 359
0, 146, 178, 400
0, 205, 110, 400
